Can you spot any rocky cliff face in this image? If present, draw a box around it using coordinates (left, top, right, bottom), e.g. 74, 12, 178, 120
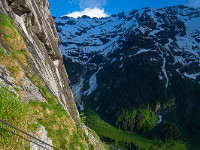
0, 0, 105, 149
0, 0, 78, 120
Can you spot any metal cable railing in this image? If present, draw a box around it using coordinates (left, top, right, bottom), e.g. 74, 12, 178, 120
0, 118, 58, 150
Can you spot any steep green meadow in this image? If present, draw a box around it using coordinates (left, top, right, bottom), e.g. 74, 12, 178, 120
84, 108, 187, 150
0, 13, 95, 150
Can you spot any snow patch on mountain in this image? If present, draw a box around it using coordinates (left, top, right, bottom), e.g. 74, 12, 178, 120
184, 72, 200, 80
111, 58, 116, 63
71, 78, 84, 102
159, 47, 169, 88
159, 75, 163, 80
83, 67, 102, 95
78, 101, 84, 111
162, 58, 169, 88
119, 64, 124, 68
134, 49, 156, 56
157, 115, 163, 124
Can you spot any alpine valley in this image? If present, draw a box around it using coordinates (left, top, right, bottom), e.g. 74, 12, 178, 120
54, 5, 200, 149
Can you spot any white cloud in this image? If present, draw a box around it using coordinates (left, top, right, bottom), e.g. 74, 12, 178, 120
187, 0, 200, 7
66, 8, 109, 18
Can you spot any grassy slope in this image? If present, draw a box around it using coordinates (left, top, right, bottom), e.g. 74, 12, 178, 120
84, 108, 187, 150
0, 87, 37, 149
0, 13, 30, 85
28, 87, 93, 150
0, 13, 95, 150
0, 85, 94, 150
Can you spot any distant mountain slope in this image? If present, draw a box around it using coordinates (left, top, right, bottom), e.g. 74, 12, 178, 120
54, 5, 200, 147
54, 4, 200, 108
54, 5, 200, 85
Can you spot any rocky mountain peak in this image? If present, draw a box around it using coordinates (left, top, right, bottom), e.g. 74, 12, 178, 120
55, 5, 200, 87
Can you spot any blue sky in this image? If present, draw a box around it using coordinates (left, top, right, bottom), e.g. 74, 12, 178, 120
48, 0, 200, 17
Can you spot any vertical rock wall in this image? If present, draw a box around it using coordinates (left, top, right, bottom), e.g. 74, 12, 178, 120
0, 1, 106, 149
0, 0, 79, 120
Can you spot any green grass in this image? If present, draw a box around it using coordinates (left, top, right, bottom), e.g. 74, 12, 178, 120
0, 46, 24, 85
0, 84, 91, 150
0, 86, 38, 149
150, 141, 188, 150
84, 108, 188, 150
0, 12, 94, 150
0, 13, 30, 66
0, 13, 30, 85
29, 88, 92, 150
0, 13, 16, 30
0, 74, 92, 150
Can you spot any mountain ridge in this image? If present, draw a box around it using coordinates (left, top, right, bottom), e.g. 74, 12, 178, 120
54, 5, 200, 148
54, 4, 200, 97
